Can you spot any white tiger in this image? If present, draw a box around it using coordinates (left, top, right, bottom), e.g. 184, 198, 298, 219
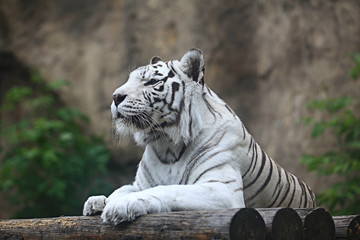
83, 49, 316, 224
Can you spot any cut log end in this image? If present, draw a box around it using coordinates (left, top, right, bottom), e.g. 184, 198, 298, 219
229, 208, 266, 240
348, 215, 360, 240
304, 208, 336, 240
271, 208, 304, 240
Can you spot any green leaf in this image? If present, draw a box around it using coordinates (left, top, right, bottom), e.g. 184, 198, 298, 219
30, 70, 45, 84
303, 117, 314, 126
5, 87, 33, 104
47, 79, 69, 90
26, 95, 55, 109
59, 132, 74, 142
349, 53, 360, 80
347, 141, 360, 149
307, 97, 353, 113
311, 122, 326, 138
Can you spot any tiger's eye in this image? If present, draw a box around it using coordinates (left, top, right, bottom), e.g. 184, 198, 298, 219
144, 79, 157, 86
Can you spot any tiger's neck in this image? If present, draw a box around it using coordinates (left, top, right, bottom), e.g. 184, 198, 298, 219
148, 139, 187, 164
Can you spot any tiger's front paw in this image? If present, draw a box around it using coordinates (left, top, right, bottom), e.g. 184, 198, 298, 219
101, 195, 169, 224
83, 195, 107, 216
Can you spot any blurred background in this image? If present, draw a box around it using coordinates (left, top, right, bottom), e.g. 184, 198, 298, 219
0, 0, 359, 218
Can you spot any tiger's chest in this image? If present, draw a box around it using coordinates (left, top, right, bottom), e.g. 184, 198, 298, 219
139, 141, 201, 186
141, 156, 188, 186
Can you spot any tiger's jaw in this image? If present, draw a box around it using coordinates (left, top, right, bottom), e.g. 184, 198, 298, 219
111, 101, 186, 148
111, 100, 181, 138
111, 102, 152, 131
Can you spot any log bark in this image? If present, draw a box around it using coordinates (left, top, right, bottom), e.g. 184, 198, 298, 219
333, 215, 359, 239
0, 208, 357, 240
2, 209, 236, 240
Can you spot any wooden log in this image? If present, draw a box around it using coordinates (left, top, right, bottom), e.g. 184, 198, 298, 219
255, 208, 304, 239
288, 208, 359, 239
229, 208, 266, 240
291, 208, 317, 220
304, 208, 336, 240
1, 209, 234, 240
347, 215, 360, 240
0, 208, 356, 240
333, 215, 359, 239
249, 208, 356, 239
271, 208, 304, 240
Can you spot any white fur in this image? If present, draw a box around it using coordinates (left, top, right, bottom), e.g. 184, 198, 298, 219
83, 49, 316, 224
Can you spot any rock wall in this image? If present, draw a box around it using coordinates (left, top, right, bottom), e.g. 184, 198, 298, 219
1, 0, 360, 217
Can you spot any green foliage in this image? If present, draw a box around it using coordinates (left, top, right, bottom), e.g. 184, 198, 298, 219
302, 54, 360, 215
0, 72, 113, 218
349, 53, 360, 80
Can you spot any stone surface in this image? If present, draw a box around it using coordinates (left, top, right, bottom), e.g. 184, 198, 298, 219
1, 0, 360, 218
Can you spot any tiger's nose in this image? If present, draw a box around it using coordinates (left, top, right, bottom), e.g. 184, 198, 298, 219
113, 94, 127, 107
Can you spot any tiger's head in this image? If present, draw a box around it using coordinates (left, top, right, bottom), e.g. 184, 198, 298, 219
111, 49, 206, 145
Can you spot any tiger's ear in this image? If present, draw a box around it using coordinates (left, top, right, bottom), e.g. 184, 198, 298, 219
180, 48, 205, 85
150, 56, 162, 64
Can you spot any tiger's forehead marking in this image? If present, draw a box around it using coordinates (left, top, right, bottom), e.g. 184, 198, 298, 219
136, 62, 172, 79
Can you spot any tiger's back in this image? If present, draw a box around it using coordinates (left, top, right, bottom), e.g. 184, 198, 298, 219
182, 84, 316, 209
